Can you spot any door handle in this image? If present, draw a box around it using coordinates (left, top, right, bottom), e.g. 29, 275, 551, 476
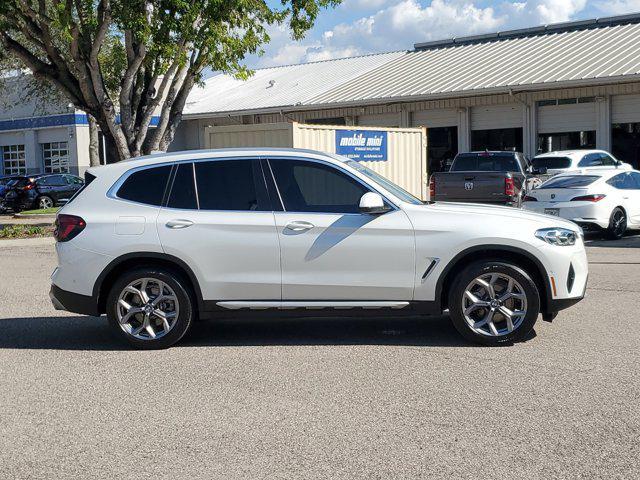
623, 196, 630, 199
166, 219, 194, 229
285, 221, 314, 232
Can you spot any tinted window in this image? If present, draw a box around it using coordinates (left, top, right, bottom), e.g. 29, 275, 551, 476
532, 156, 572, 170
578, 153, 602, 167
270, 159, 369, 213
450, 153, 520, 172
167, 163, 198, 210
37, 175, 64, 186
630, 172, 640, 189
541, 175, 601, 189
606, 174, 628, 189
117, 165, 172, 206
195, 160, 269, 211
599, 153, 617, 166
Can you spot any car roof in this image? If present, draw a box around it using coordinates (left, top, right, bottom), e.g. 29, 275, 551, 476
534, 149, 606, 158
87, 148, 345, 176
547, 168, 635, 180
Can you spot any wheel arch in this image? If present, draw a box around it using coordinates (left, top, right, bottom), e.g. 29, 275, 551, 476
436, 245, 552, 313
94, 252, 203, 315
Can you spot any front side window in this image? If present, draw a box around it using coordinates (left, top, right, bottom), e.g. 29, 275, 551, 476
2, 145, 26, 175
269, 159, 369, 213
195, 159, 269, 211
599, 153, 617, 166
345, 160, 421, 205
578, 153, 602, 167
42, 142, 70, 173
117, 165, 172, 206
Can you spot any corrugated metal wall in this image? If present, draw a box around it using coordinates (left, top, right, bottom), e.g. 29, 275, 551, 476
538, 103, 597, 133
612, 94, 640, 123
206, 123, 294, 149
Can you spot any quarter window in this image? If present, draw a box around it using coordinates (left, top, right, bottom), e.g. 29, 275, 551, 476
117, 165, 172, 206
195, 160, 269, 211
269, 159, 369, 213
42, 142, 70, 173
2, 145, 26, 175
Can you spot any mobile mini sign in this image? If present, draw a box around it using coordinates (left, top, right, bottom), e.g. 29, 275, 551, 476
335, 130, 388, 161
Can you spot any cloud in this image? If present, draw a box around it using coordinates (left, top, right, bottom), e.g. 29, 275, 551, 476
251, 0, 591, 68
595, 0, 640, 14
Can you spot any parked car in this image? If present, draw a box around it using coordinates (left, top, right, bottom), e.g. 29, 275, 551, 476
531, 150, 631, 180
523, 169, 640, 239
0, 175, 22, 201
50, 149, 587, 349
429, 151, 538, 206
1, 173, 84, 211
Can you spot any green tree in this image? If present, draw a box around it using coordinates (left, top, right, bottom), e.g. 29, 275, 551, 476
0, 1, 339, 162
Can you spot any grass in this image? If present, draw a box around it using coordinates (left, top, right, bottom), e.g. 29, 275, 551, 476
0, 224, 53, 239
18, 207, 60, 215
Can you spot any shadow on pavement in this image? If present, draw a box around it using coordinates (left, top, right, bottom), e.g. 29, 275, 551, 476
584, 232, 640, 249
0, 314, 533, 350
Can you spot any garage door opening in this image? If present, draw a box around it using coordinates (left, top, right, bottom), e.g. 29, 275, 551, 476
537, 131, 595, 153
428, 126, 458, 173
471, 128, 523, 152
612, 123, 640, 169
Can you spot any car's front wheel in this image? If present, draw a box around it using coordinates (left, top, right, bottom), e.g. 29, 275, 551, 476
449, 261, 540, 345
106, 268, 194, 349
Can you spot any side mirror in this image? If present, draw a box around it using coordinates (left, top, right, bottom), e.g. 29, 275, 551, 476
359, 192, 390, 215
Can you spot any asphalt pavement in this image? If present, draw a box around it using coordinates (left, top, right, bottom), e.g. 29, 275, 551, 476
0, 237, 638, 479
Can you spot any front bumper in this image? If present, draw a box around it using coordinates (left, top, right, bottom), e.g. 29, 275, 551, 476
50, 284, 99, 316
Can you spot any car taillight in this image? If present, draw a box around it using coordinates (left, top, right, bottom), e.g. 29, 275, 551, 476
505, 177, 515, 196
54, 214, 86, 242
571, 194, 606, 202
23, 183, 35, 190
429, 176, 435, 198
523, 195, 537, 202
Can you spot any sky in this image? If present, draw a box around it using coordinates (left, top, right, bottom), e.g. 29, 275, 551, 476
246, 0, 640, 68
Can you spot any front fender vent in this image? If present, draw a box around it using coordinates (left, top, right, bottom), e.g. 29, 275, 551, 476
567, 263, 575, 294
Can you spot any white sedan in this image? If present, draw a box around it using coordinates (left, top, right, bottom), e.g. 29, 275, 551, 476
523, 169, 640, 239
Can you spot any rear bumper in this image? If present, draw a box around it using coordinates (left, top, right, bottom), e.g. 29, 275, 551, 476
50, 283, 99, 316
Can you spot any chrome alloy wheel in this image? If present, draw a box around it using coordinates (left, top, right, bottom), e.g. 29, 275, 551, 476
462, 273, 528, 337
39, 196, 53, 209
116, 278, 179, 340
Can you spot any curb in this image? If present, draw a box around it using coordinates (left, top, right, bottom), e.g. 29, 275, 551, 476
0, 236, 55, 248
13, 213, 58, 220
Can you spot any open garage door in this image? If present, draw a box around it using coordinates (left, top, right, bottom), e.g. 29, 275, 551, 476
612, 94, 640, 169
471, 104, 523, 152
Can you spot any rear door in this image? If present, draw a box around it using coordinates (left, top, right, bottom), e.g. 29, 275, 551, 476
156, 159, 281, 301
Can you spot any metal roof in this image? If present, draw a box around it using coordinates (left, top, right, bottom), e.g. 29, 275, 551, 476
183, 51, 404, 117
310, 16, 640, 106
183, 13, 640, 117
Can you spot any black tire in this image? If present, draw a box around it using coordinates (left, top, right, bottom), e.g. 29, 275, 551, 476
449, 260, 540, 346
605, 207, 626, 240
106, 267, 195, 349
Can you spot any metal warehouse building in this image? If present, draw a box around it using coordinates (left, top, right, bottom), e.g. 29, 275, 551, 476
3, 13, 640, 176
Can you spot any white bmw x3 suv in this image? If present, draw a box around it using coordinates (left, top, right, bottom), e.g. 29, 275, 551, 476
50, 149, 588, 348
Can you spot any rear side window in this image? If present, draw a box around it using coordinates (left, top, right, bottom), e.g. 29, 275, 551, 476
606, 173, 637, 190
541, 175, 600, 189
167, 163, 198, 210
195, 160, 269, 211
117, 165, 172, 206
532, 156, 571, 169
451, 153, 519, 172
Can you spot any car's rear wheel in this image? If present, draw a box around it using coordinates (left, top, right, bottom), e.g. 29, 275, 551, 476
606, 207, 626, 240
106, 268, 194, 349
37, 195, 54, 209
449, 261, 540, 345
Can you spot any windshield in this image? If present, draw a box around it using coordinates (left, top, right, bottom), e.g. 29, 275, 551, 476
540, 175, 600, 189
532, 156, 571, 170
450, 153, 520, 172
345, 160, 423, 205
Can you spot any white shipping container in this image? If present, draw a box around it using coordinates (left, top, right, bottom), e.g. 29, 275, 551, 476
204, 122, 428, 199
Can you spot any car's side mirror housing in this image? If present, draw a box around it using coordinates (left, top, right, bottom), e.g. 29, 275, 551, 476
359, 192, 390, 215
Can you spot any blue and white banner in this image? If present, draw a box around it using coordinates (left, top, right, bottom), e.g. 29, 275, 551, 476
335, 129, 388, 161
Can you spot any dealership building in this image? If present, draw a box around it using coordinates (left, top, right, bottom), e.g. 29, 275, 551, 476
3, 12, 640, 176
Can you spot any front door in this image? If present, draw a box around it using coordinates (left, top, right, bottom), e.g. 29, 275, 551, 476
266, 158, 415, 301
157, 159, 281, 301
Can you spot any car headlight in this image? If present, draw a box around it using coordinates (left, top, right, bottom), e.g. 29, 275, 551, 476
535, 227, 578, 246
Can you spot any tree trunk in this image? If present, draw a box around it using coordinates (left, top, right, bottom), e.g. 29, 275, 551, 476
88, 115, 101, 167
103, 134, 119, 164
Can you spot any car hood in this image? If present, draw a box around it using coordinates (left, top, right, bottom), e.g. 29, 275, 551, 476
405, 201, 579, 231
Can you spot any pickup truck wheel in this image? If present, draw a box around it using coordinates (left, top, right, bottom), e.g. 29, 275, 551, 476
449, 261, 540, 346
106, 268, 194, 349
